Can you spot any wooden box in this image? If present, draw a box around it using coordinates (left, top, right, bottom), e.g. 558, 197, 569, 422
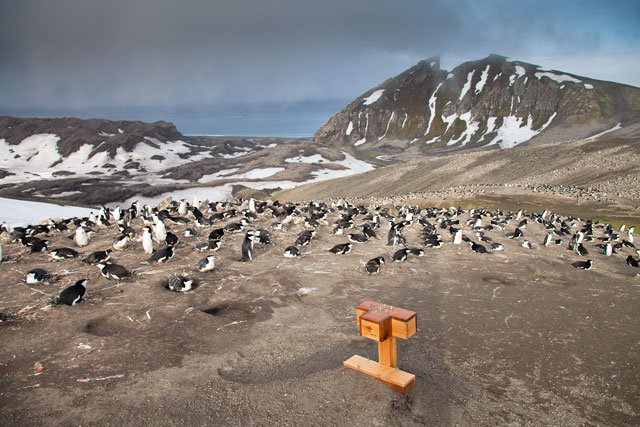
356, 301, 417, 340
359, 310, 391, 342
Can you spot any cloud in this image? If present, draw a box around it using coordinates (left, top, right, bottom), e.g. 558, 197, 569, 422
1, 0, 638, 113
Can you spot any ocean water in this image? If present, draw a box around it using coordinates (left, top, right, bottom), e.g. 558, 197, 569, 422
3, 100, 349, 138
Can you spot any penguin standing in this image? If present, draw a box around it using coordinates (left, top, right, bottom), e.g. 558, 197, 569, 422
142, 226, 154, 254
240, 231, 254, 262
453, 230, 463, 245
604, 243, 613, 256
55, 279, 87, 306
365, 256, 385, 274
154, 220, 167, 243
543, 233, 552, 247
74, 227, 89, 247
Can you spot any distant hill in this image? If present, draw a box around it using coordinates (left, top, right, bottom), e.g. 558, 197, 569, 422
314, 54, 640, 152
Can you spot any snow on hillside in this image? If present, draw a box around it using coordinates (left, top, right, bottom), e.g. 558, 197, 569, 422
0, 134, 206, 183
0, 197, 97, 228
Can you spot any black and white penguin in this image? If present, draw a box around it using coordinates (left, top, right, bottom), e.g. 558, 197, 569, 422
96, 263, 131, 280
196, 255, 215, 272
392, 248, 410, 262
507, 228, 524, 239
167, 275, 194, 292
49, 247, 79, 261
84, 249, 112, 265
184, 228, 197, 238
240, 232, 254, 262
74, 226, 89, 247
26, 268, 51, 284
113, 234, 130, 251
55, 279, 87, 305
348, 233, 368, 243
626, 255, 639, 268
139, 226, 153, 255
283, 246, 300, 258
29, 240, 49, 253
576, 243, 589, 257
555, 239, 563, 246
154, 220, 167, 243
469, 242, 489, 254
387, 227, 401, 246
146, 246, 175, 263
209, 228, 225, 240
224, 222, 245, 233
295, 230, 316, 246
572, 259, 593, 270
491, 242, 504, 251
195, 240, 221, 252
329, 243, 352, 255
362, 225, 377, 239
604, 243, 613, 256
522, 240, 533, 249
408, 248, 425, 256
165, 232, 179, 247
543, 233, 552, 247
365, 256, 385, 274
453, 230, 463, 245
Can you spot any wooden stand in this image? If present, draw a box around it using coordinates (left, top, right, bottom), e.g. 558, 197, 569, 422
344, 300, 417, 394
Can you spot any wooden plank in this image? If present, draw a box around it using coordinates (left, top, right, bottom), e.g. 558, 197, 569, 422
344, 355, 415, 394
378, 336, 397, 368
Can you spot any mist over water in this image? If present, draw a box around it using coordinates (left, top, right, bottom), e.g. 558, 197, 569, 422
2, 100, 349, 138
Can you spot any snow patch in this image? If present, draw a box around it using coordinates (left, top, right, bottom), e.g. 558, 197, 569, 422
514, 65, 526, 78
354, 113, 369, 146
378, 111, 395, 141
446, 73, 454, 80
535, 72, 582, 84
446, 111, 480, 146
424, 83, 444, 137
225, 168, 284, 180
485, 112, 556, 149
584, 83, 594, 89
197, 168, 240, 183
362, 89, 384, 106
474, 65, 490, 94
345, 121, 354, 136
459, 70, 475, 100
585, 123, 622, 140
0, 197, 97, 228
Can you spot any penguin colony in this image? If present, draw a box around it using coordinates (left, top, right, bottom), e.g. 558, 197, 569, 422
0, 197, 638, 320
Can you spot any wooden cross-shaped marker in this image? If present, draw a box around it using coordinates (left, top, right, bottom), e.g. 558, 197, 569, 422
343, 300, 417, 394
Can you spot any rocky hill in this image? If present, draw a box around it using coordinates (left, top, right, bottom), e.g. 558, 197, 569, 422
315, 54, 640, 152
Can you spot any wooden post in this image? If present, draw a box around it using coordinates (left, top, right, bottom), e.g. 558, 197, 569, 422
344, 301, 417, 394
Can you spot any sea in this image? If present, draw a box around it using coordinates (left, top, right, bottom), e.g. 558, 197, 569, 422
3, 100, 349, 138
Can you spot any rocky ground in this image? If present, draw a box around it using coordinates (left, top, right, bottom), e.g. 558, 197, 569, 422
1, 196, 639, 425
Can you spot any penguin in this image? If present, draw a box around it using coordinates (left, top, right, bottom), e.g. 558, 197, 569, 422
178, 200, 188, 216
196, 255, 215, 272
167, 275, 194, 292
84, 249, 112, 265
146, 246, 175, 263
283, 246, 300, 258
329, 243, 352, 255
469, 242, 489, 254
55, 279, 87, 305
507, 228, 524, 239
113, 234, 130, 250
195, 240, 221, 252
453, 230, 463, 245
165, 232, 179, 247
209, 228, 225, 240
49, 247, 79, 261
224, 222, 245, 233
572, 259, 593, 270
26, 268, 51, 284
184, 228, 197, 238
154, 220, 167, 243
365, 256, 385, 274
29, 240, 49, 253
522, 240, 533, 249
142, 226, 154, 254
74, 227, 89, 247
295, 230, 316, 246
626, 255, 639, 268
240, 232, 254, 262
362, 225, 377, 239
387, 227, 400, 246
555, 239, 563, 246
252, 229, 271, 245
491, 242, 504, 251
576, 243, 589, 257
408, 248, 425, 256
543, 233, 552, 247
604, 243, 613, 256
392, 248, 410, 262
96, 263, 131, 280
0, 312, 5, 322
347, 233, 368, 243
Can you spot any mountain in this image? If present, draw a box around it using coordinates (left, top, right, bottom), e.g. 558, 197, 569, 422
314, 54, 640, 151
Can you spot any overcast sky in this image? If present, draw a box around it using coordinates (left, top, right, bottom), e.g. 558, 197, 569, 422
1, 0, 639, 114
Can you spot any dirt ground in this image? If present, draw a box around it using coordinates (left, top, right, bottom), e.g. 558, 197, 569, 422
1, 197, 639, 426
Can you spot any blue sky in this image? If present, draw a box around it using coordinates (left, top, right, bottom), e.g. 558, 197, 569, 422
1, 0, 638, 116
